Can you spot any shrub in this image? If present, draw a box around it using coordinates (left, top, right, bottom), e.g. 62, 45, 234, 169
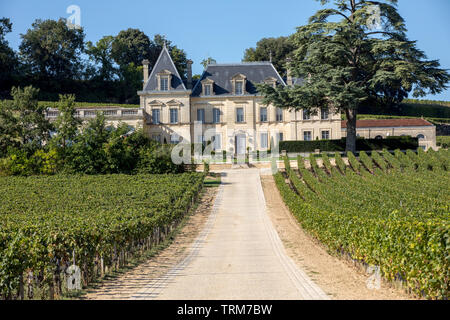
136, 145, 184, 174
279, 137, 418, 153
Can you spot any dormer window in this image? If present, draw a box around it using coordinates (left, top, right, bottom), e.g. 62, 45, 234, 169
157, 70, 172, 91
201, 78, 215, 96
231, 73, 247, 95
160, 77, 169, 91
204, 84, 212, 96
264, 77, 277, 88
235, 81, 244, 95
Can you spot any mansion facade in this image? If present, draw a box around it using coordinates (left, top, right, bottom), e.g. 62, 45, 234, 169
45, 46, 437, 151
138, 46, 342, 155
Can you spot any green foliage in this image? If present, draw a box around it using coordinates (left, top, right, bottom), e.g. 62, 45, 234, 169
257, 0, 449, 152
347, 152, 362, 174
201, 57, 217, 69
0, 86, 51, 156
19, 18, 85, 80
243, 36, 295, 76
275, 148, 450, 299
0, 148, 59, 176
53, 94, 82, 150
136, 144, 184, 175
437, 136, 450, 148
85, 36, 117, 81
0, 173, 204, 299
334, 152, 347, 174
279, 137, 418, 153
0, 18, 18, 83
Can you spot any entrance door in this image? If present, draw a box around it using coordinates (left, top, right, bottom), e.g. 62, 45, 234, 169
235, 134, 246, 156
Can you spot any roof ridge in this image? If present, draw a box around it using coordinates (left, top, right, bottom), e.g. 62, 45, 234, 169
207, 62, 273, 66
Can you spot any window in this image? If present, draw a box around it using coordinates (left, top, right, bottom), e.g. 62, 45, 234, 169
152, 134, 161, 143
160, 77, 169, 91
170, 133, 180, 144
321, 130, 330, 140
375, 135, 383, 140
303, 110, 311, 120
236, 108, 244, 123
276, 108, 283, 122
197, 108, 205, 123
213, 134, 221, 150
277, 132, 284, 142
303, 131, 312, 141
170, 109, 178, 124
260, 107, 268, 122
197, 135, 205, 145
152, 109, 160, 124
213, 108, 221, 124
204, 84, 212, 96
260, 133, 268, 149
321, 108, 329, 120
417, 134, 425, 140
235, 81, 244, 95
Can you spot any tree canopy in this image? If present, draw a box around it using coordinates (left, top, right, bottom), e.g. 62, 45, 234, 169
19, 18, 85, 80
244, 36, 295, 76
257, 0, 449, 152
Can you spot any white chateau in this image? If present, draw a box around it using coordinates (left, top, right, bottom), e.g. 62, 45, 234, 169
46, 46, 437, 151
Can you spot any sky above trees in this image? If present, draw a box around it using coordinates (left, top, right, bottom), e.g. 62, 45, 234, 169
1, 0, 449, 100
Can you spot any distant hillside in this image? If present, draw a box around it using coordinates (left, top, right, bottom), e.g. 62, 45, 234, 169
358, 99, 450, 123
1, 100, 140, 109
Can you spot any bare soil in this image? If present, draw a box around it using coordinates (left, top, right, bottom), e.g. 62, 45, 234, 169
260, 174, 415, 300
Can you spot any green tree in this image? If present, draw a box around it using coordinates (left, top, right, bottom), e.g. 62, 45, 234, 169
244, 37, 295, 75
86, 36, 117, 81
53, 94, 81, 150
19, 19, 85, 80
111, 28, 152, 67
0, 86, 51, 155
151, 34, 188, 79
257, 0, 449, 152
201, 57, 217, 69
65, 112, 109, 174
0, 18, 18, 84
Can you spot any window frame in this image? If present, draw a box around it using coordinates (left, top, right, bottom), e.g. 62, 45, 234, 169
321, 130, 330, 140
197, 108, 205, 123
260, 132, 268, 149
276, 108, 283, 122
236, 107, 245, 123
213, 108, 221, 124
170, 108, 178, 124
303, 131, 312, 141
303, 110, 311, 120
152, 109, 161, 125
260, 107, 268, 122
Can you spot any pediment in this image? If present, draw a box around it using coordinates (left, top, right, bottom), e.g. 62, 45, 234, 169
201, 78, 215, 84
231, 73, 247, 80
157, 69, 172, 75
148, 100, 164, 106
166, 99, 183, 106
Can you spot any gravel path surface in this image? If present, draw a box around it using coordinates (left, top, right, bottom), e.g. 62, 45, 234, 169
131, 169, 329, 300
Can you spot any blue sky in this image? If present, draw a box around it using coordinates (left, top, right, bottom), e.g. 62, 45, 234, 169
2, 0, 450, 100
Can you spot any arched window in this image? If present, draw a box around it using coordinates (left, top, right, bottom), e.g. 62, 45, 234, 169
375, 135, 383, 140
417, 134, 425, 140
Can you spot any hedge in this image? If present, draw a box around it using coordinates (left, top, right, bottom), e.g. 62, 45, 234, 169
279, 137, 419, 153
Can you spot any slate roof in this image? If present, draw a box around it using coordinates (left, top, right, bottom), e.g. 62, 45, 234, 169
341, 119, 433, 129
143, 46, 187, 92
191, 62, 286, 97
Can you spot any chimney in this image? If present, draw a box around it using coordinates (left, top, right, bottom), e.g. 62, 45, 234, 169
286, 57, 293, 86
142, 59, 150, 89
187, 59, 193, 89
